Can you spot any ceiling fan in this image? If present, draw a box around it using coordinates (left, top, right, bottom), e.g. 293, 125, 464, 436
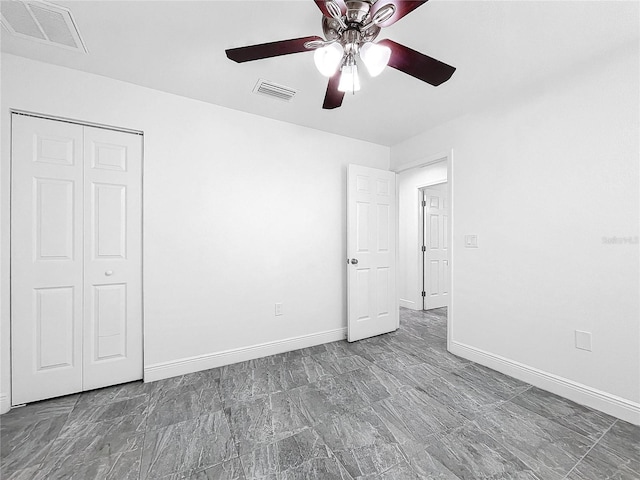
225, 0, 456, 110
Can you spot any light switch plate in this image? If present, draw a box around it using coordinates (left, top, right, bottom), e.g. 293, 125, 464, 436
464, 235, 478, 248
575, 330, 592, 351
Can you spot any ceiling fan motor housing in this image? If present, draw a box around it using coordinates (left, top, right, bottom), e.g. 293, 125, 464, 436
322, 0, 380, 45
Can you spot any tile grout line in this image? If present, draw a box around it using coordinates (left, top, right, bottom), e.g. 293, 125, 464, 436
560, 419, 618, 480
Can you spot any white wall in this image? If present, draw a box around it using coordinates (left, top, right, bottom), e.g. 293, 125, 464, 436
0, 54, 390, 412
397, 160, 447, 310
391, 45, 640, 424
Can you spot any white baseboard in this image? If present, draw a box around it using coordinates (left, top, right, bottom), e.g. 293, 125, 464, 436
0, 394, 9, 415
144, 327, 347, 383
450, 341, 640, 426
399, 298, 419, 310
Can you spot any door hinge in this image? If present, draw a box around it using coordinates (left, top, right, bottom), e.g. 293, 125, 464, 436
422, 200, 426, 207
421, 245, 426, 252
422, 291, 426, 297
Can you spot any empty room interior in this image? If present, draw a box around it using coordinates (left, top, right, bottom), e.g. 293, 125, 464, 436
0, 0, 639, 479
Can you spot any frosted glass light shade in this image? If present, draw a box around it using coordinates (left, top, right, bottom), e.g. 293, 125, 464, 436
313, 43, 344, 77
359, 42, 391, 77
338, 64, 361, 93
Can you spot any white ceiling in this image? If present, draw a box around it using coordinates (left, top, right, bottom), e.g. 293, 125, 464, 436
2, 0, 638, 146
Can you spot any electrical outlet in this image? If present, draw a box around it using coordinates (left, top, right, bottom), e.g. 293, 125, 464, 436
575, 330, 592, 351
275, 303, 283, 316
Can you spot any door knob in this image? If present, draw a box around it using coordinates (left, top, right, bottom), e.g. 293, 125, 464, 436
350, 258, 358, 265
105, 270, 114, 276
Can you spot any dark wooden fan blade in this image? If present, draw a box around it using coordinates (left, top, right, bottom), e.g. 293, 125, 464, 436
322, 72, 344, 109
314, 0, 347, 18
378, 39, 455, 86
226, 36, 323, 63
369, 1, 428, 28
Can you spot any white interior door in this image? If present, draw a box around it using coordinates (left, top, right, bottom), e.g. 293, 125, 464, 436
347, 164, 398, 342
11, 114, 142, 405
83, 126, 142, 390
422, 184, 449, 309
11, 115, 85, 405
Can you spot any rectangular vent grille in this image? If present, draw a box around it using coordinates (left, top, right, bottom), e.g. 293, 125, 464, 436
1, 0, 87, 53
253, 79, 297, 102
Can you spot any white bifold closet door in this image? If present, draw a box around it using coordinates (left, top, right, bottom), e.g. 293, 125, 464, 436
11, 114, 142, 406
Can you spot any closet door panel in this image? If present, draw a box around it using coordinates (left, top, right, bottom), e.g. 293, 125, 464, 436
82, 126, 142, 390
11, 115, 84, 405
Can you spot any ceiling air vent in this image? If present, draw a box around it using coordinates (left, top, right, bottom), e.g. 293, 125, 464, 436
1, 0, 88, 53
253, 79, 297, 102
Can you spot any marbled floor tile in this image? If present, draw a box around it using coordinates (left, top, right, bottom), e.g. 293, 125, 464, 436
337, 365, 408, 404
323, 340, 362, 357
225, 395, 274, 454
241, 428, 350, 480
510, 387, 615, 441
474, 402, 593, 479
314, 407, 407, 478
69, 393, 149, 425
407, 344, 470, 372
279, 456, 353, 480
415, 372, 505, 420
0, 413, 69, 475
270, 392, 311, 442
596, 419, 640, 461
373, 350, 424, 372
147, 385, 223, 430
397, 440, 459, 480
565, 442, 640, 480
271, 355, 332, 392
359, 461, 422, 480
239, 439, 278, 480
0, 464, 43, 480
422, 421, 541, 480
345, 338, 395, 363
373, 387, 466, 445
375, 355, 444, 389
400, 319, 446, 342
286, 375, 369, 426
220, 360, 280, 404
146, 370, 220, 404
45, 424, 143, 461
0, 394, 78, 427
59, 409, 147, 438
140, 410, 237, 479
190, 458, 246, 480
75, 381, 148, 407
311, 350, 372, 376
446, 364, 529, 400
33, 448, 142, 480
426, 307, 447, 316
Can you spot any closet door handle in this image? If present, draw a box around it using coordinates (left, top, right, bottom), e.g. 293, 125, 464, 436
105, 270, 114, 276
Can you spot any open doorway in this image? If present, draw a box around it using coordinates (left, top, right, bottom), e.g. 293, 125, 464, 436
396, 154, 451, 346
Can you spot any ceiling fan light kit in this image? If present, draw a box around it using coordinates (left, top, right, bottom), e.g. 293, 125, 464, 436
338, 62, 360, 93
359, 41, 391, 77
225, 0, 456, 109
314, 42, 344, 76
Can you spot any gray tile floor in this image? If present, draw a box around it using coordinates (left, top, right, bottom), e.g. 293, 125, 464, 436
1, 307, 639, 479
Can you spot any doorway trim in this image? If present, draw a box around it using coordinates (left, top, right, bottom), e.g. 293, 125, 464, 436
393, 149, 454, 351
6, 109, 145, 411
